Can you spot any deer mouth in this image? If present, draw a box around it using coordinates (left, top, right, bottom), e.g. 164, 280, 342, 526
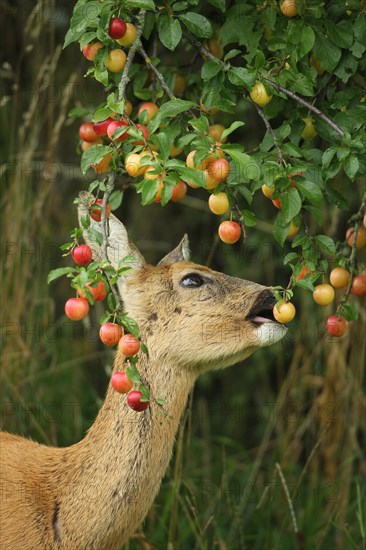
247, 291, 278, 324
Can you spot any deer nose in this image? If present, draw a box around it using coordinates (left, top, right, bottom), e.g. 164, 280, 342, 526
246, 289, 277, 321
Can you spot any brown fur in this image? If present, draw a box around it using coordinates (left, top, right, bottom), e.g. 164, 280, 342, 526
0, 217, 286, 549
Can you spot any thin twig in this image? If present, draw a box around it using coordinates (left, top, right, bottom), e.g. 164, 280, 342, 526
253, 103, 286, 166
185, 34, 230, 70
139, 45, 176, 100
275, 462, 299, 534
118, 10, 146, 101
233, 203, 247, 241
263, 77, 344, 137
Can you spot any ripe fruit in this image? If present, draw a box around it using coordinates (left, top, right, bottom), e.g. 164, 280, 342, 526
107, 120, 128, 141
302, 118, 317, 140
137, 102, 159, 123
261, 184, 274, 199
273, 301, 296, 323
81, 139, 102, 152
93, 118, 115, 137
78, 280, 108, 302
280, 0, 298, 17
206, 38, 224, 59
326, 315, 348, 337
272, 198, 282, 209
108, 17, 127, 39
346, 226, 366, 250
313, 284, 335, 306
89, 199, 111, 222
203, 170, 219, 190
82, 42, 103, 61
171, 180, 187, 202
173, 74, 186, 95
208, 124, 227, 143
132, 124, 150, 145
127, 390, 149, 412
363, 214, 366, 228
296, 265, 313, 281
350, 274, 366, 296
71, 244, 93, 266
111, 372, 133, 394
207, 158, 230, 183
106, 49, 127, 73
287, 220, 299, 238
186, 150, 209, 171
79, 123, 99, 143
145, 167, 166, 181
250, 82, 272, 107
65, 298, 89, 321
116, 23, 137, 47
124, 100, 133, 117
208, 193, 230, 215
99, 322, 123, 347
93, 153, 113, 174
330, 267, 350, 289
218, 221, 241, 244
118, 334, 141, 356
125, 152, 149, 177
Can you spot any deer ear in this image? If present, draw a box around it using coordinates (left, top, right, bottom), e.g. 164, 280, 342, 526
158, 234, 190, 265
77, 191, 145, 269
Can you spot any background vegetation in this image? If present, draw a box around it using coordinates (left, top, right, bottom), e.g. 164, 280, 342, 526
1, 1, 365, 548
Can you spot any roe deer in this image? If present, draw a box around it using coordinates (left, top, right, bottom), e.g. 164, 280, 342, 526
0, 202, 287, 549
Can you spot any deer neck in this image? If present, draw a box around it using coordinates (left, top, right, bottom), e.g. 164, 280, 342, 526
59, 351, 195, 548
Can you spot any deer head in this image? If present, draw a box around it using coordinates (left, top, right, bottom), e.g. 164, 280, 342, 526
78, 194, 287, 376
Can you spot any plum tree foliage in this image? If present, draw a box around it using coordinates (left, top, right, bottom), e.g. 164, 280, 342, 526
51, 0, 365, 333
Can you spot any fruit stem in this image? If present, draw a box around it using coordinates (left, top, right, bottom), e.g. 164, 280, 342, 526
233, 203, 246, 241
139, 45, 176, 100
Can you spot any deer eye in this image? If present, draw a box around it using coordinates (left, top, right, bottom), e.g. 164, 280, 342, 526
180, 273, 206, 288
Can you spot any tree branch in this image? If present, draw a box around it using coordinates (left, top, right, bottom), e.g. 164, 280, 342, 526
118, 10, 146, 101
138, 45, 175, 100
253, 103, 286, 166
263, 77, 344, 137
185, 34, 230, 70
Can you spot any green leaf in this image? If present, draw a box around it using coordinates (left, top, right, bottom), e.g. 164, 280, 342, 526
324, 20, 353, 49
154, 132, 171, 162
207, 0, 225, 11
273, 214, 290, 246
322, 148, 337, 169
81, 145, 113, 174
189, 115, 209, 133
47, 267, 76, 284
299, 25, 315, 58
126, 364, 141, 384
225, 150, 260, 181
93, 106, 113, 122
201, 60, 222, 81
224, 49, 241, 61
87, 228, 103, 246
354, 14, 366, 46
176, 166, 206, 187
122, 315, 140, 337
281, 188, 302, 223
296, 180, 323, 205
284, 252, 298, 265
109, 190, 123, 211
314, 235, 336, 256
343, 154, 359, 180
124, 0, 155, 8
221, 121, 245, 141
159, 99, 195, 118
227, 67, 255, 91
141, 179, 161, 205
157, 15, 182, 51
179, 12, 213, 39
341, 302, 359, 322
68, 107, 90, 118
242, 210, 256, 227
235, 184, 252, 205
139, 384, 151, 401
295, 278, 315, 291
313, 33, 341, 72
